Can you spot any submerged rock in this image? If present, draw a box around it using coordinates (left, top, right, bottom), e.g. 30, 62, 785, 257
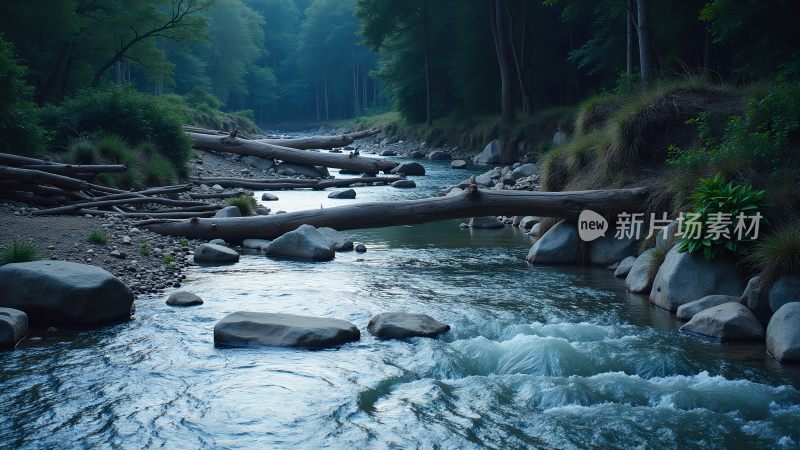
614, 256, 637, 278
266, 224, 335, 261
317, 227, 354, 251
680, 302, 764, 341
391, 162, 426, 176
328, 189, 356, 199
427, 150, 451, 160
0, 307, 28, 349
766, 302, 800, 362
409, 150, 426, 158
355, 243, 367, 253
0, 260, 133, 326
526, 221, 579, 264
469, 216, 504, 229
451, 160, 467, 169
676, 295, 739, 321
649, 246, 743, 312
166, 291, 203, 307
194, 244, 240, 264
214, 312, 360, 348
367, 312, 450, 339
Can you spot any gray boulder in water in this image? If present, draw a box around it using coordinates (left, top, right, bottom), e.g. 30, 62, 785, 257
680, 302, 764, 341
166, 291, 203, 307
275, 162, 329, 178
675, 295, 739, 321
242, 239, 271, 251
367, 312, 450, 339
391, 180, 416, 188
767, 275, 800, 315
391, 162, 426, 176
766, 302, 800, 362
194, 243, 240, 264
427, 150, 451, 160
613, 256, 637, 278
328, 189, 356, 199
469, 216, 504, 229
214, 312, 360, 348
261, 192, 279, 201
317, 227, 354, 251
266, 224, 335, 261
0, 307, 28, 349
589, 233, 639, 266
649, 246, 743, 312
451, 160, 467, 169
0, 260, 133, 326
624, 248, 658, 294
526, 221, 579, 264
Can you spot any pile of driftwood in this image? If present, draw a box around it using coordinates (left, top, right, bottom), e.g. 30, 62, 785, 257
0, 152, 228, 219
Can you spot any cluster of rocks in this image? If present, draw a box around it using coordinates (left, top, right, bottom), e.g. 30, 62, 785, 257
214, 311, 450, 348
193, 225, 366, 265
523, 219, 800, 362
441, 163, 540, 196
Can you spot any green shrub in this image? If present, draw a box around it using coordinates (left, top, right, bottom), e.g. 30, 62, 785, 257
676, 174, 766, 261
68, 139, 99, 164
140, 245, 152, 256
145, 154, 177, 186
88, 229, 108, 245
40, 85, 190, 168
746, 224, 800, 280
163, 254, 175, 264
0, 35, 46, 154
226, 195, 257, 216
0, 240, 39, 265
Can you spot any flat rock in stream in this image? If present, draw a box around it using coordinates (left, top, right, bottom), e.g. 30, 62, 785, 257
328, 189, 356, 199
391, 180, 416, 189
166, 291, 203, 307
680, 302, 764, 341
469, 216, 504, 229
214, 312, 360, 348
317, 227, 354, 251
243, 239, 272, 251
367, 312, 450, 339
391, 162, 426, 176
194, 243, 240, 264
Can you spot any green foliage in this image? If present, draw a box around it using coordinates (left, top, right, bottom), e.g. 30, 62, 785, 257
746, 223, 800, 279
145, 154, 177, 186
140, 245, 152, 256
163, 254, 176, 264
226, 195, 257, 216
0, 240, 39, 265
676, 174, 766, 261
88, 229, 109, 245
0, 35, 45, 154
184, 86, 222, 113
179, 238, 189, 247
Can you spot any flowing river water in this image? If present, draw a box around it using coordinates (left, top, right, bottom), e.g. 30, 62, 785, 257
2, 152, 800, 449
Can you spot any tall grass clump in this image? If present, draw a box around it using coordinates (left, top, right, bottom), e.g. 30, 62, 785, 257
88, 229, 108, 245
226, 195, 257, 216
746, 223, 800, 281
0, 240, 39, 265
144, 154, 177, 186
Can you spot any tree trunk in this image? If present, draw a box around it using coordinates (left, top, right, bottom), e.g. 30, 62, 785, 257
505, 0, 531, 115
636, 0, 654, 84
187, 132, 397, 174
626, 0, 635, 79
422, 0, 432, 125
324, 79, 330, 120
490, 0, 515, 123
702, 23, 711, 72
142, 187, 649, 240
188, 176, 404, 191
258, 129, 380, 149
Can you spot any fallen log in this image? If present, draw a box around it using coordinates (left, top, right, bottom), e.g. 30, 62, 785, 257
188, 132, 397, 174
18, 164, 127, 175
0, 167, 125, 194
258, 129, 380, 150
187, 190, 247, 199
32, 196, 211, 216
188, 176, 403, 190
142, 187, 650, 240
80, 209, 218, 219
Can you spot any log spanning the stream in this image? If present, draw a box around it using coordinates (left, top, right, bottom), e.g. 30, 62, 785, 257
188, 175, 404, 190
142, 187, 650, 240
182, 126, 380, 149
188, 132, 397, 174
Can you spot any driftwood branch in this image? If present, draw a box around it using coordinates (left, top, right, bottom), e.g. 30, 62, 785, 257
142, 187, 650, 240
257, 129, 380, 150
188, 176, 403, 190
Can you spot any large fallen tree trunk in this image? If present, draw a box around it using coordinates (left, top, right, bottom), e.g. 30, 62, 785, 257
188, 132, 396, 174
0, 167, 125, 193
188, 175, 403, 190
257, 129, 380, 150
32, 196, 210, 216
142, 187, 650, 240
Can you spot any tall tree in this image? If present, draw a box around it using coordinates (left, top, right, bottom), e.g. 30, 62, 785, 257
636, 0, 653, 83
490, 0, 515, 123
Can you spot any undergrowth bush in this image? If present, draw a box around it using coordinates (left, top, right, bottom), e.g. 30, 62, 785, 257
226, 195, 257, 216
0, 240, 38, 265
0, 35, 46, 154
746, 223, 800, 280
675, 174, 766, 261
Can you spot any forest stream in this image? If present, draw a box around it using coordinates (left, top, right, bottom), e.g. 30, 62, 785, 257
1, 148, 799, 449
